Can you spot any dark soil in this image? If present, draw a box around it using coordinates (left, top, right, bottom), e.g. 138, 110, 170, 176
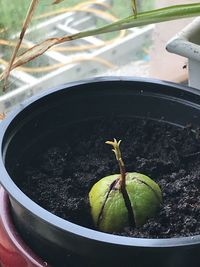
17, 117, 200, 238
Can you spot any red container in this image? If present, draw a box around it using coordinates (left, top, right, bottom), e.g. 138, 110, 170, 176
0, 187, 51, 267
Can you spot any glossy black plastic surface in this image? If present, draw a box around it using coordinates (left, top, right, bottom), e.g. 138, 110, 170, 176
1, 77, 200, 267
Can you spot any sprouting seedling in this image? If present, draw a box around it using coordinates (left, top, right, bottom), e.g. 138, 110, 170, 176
89, 139, 162, 233
105, 139, 126, 190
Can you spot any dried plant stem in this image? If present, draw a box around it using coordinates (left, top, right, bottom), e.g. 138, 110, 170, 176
132, 0, 137, 16
52, 0, 66, 4
3, 0, 39, 91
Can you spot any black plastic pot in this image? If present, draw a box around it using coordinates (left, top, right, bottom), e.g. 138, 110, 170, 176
1, 77, 200, 267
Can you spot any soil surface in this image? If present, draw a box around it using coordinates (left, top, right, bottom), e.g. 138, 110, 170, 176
17, 117, 200, 238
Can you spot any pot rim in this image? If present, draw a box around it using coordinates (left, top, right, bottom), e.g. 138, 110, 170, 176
1, 76, 200, 248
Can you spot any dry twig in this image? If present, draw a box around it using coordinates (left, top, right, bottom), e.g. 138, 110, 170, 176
3, 0, 39, 91
52, 0, 66, 4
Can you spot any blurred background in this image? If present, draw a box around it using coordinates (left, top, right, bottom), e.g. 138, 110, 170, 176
0, 0, 199, 111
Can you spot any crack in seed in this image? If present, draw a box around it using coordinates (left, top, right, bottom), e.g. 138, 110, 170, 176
97, 175, 136, 230
97, 178, 119, 228
134, 177, 161, 203
120, 180, 136, 228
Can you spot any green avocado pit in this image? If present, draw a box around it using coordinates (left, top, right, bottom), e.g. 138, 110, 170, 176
89, 139, 162, 233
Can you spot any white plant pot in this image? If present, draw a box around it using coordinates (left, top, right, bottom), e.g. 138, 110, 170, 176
166, 17, 200, 89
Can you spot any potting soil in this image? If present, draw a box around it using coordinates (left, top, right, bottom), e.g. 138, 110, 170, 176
18, 117, 200, 238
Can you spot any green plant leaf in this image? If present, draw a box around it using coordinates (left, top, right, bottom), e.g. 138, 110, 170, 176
72, 3, 200, 38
